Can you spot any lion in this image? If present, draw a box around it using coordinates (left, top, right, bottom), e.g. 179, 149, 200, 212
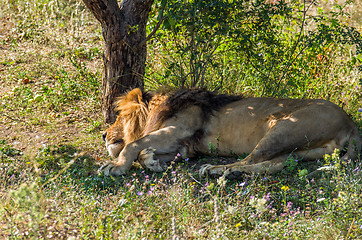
100, 88, 361, 179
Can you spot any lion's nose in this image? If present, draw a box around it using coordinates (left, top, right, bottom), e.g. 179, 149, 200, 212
102, 132, 107, 142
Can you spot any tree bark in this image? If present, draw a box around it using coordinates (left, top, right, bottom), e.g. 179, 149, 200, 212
83, 0, 154, 123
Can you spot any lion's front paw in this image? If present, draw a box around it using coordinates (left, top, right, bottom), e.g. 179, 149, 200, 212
138, 148, 166, 172
199, 164, 225, 177
99, 162, 127, 176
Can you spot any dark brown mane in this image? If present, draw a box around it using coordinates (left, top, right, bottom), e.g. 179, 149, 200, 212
143, 89, 243, 136
164, 89, 242, 120
141, 91, 154, 106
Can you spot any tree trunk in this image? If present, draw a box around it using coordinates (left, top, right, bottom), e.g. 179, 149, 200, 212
83, 0, 154, 123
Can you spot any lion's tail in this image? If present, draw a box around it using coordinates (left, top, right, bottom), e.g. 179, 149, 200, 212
346, 128, 362, 160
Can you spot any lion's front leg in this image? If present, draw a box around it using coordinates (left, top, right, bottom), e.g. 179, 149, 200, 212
100, 125, 197, 176
99, 162, 128, 176
99, 144, 145, 176
99, 141, 147, 176
100, 147, 171, 177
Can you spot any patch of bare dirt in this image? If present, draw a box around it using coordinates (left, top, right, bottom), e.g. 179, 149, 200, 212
0, 112, 107, 161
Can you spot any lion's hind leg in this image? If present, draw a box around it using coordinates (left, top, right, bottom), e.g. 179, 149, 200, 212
199, 155, 287, 180
138, 148, 167, 172
138, 148, 185, 172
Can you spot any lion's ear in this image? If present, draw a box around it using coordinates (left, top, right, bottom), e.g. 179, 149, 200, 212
126, 88, 143, 104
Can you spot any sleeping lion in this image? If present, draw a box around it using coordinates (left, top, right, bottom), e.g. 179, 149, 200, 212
100, 88, 361, 179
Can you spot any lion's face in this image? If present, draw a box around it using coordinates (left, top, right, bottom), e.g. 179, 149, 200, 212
103, 117, 125, 158
102, 88, 156, 158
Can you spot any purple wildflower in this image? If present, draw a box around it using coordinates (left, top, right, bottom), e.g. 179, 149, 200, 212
263, 192, 271, 201
239, 182, 247, 187
137, 191, 143, 196
147, 187, 154, 195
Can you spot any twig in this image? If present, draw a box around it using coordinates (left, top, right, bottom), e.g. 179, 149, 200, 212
271, 0, 315, 97
139, 1, 167, 47
3, 112, 22, 122
214, 197, 220, 235
171, 217, 179, 240
42, 159, 75, 187
346, 217, 355, 240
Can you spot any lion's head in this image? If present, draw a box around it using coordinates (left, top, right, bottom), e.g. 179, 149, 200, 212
103, 116, 125, 158
103, 88, 150, 157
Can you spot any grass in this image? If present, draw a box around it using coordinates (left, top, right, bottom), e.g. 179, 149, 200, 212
1, 143, 362, 239
0, 0, 361, 239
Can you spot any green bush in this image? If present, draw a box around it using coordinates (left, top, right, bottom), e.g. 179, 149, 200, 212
146, 0, 361, 122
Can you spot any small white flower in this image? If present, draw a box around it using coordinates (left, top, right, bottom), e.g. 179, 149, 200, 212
249, 198, 267, 213
227, 205, 237, 214
118, 198, 128, 207
217, 176, 227, 187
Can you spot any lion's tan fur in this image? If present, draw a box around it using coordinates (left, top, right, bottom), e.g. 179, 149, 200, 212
106, 89, 169, 146
113, 88, 149, 144
102, 88, 361, 177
